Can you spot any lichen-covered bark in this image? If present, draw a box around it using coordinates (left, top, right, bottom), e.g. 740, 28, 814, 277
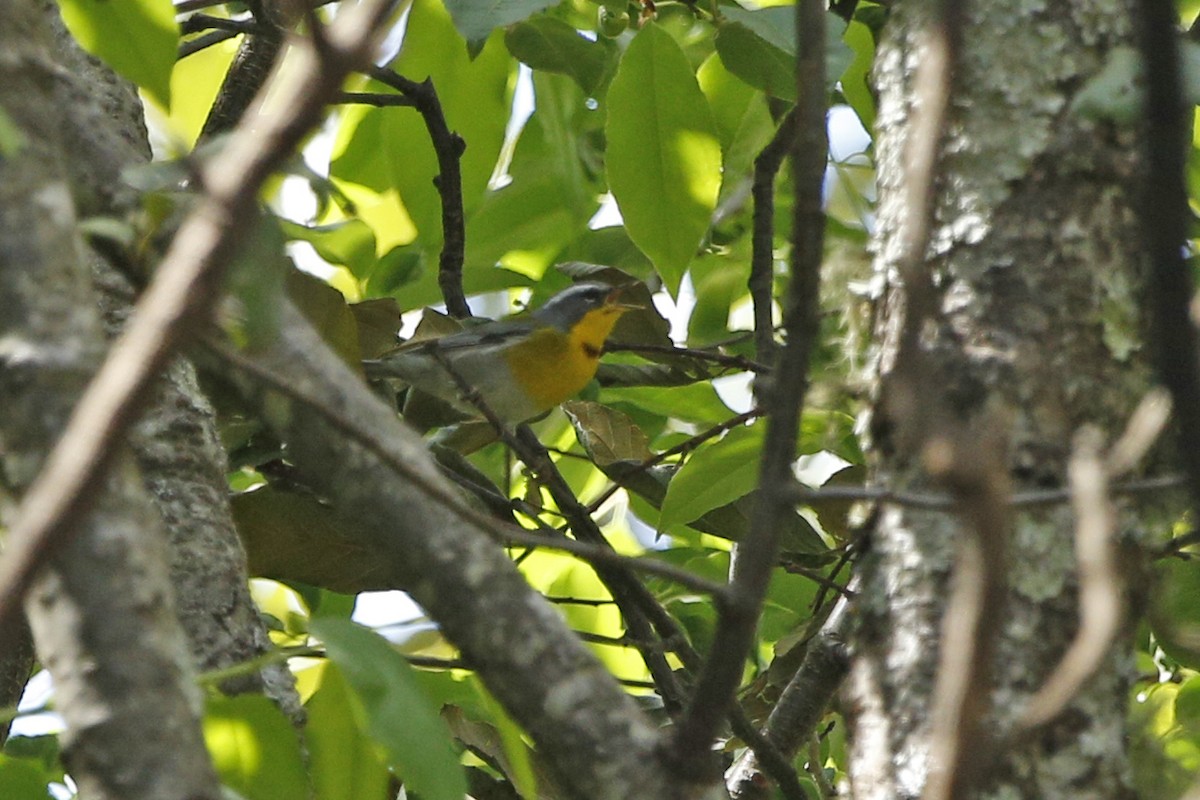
848, 1, 1157, 798
28, 0, 300, 721
0, 3, 221, 796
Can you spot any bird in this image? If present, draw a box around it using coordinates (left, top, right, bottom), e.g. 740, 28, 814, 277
364, 282, 638, 426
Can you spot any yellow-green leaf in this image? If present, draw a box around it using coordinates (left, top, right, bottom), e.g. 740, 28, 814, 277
57, 0, 178, 109
306, 664, 391, 800
606, 23, 721, 296
658, 421, 762, 534
203, 695, 308, 800
313, 618, 468, 800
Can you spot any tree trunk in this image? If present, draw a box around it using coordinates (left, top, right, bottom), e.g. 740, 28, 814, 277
0, 0, 300, 793
847, 1, 1156, 798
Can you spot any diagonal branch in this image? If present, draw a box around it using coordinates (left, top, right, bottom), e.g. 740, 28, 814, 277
0, 0, 398, 631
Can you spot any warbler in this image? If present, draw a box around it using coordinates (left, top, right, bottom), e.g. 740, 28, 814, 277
364, 282, 638, 425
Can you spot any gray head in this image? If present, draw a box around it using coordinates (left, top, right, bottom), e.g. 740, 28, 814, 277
531, 283, 622, 333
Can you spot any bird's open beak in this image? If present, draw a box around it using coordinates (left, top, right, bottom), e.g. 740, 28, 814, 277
606, 283, 643, 311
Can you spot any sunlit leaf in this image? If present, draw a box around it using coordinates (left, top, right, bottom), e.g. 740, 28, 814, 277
57, 0, 178, 109
658, 421, 762, 533
305, 663, 391, 800
714, 7, 851, 101
203, 695, 308, 800
599, 382, 732, 425
606, 23, 721, 295
563, 400, 653, 466
313, 618, 467, 800
281, 219, 378, 281
841, 19, 876, 131
333, 0, 510, 280
697, 53, 757, 151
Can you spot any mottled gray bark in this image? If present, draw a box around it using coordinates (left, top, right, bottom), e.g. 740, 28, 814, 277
848, 2, 1158, 798
26, 0, 300, 721
0, 3, 221, 796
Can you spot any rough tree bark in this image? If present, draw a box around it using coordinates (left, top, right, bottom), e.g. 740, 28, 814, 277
0, 3, 222, 796
847, 2, 1158, 798
0, 0, 300, 783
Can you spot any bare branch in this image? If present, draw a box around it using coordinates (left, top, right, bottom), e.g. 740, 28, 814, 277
1015, 428, 1120, 731
0, 0, 398, 631
921, 425, 1011, 800
669, 0, 828, 779
1016, 393, 1168, 732
749, 107, 798, 366
369, 68, 471, 318
788, 473, 1185, 511
1136, 0, 1200, 521
605, 340, 772, 375
727, 593, 853, 799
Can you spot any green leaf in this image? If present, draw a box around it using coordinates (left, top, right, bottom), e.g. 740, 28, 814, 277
57, 0, 178, 109
658, 422, 762, 533
696, 53, 757, 151
599, 382, 732, 425
505, 17, 612, 95
333, 0, 511, 269
0, 755, 49, 800
606, 23, 721, 296
225, 215, 290, 349
714, 8, 852, 100
1151, 558, 1200, 669
840, 19, 876, 131
312, 618, 467, 800
306, 665, 391, 800
714, 22, 795, 102
281, 219, 378, 281
445, 0, 559, 47
203, 695, 309, 800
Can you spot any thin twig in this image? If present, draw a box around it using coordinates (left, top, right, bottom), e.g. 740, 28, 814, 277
368, 68, 470, 318
586, 407, 762, 513
418, 351, 696, 714
605, 341, 771, 374
1015, 393, 1168, 731
1014, 428, 1121, 731
180, 29, 240, 59
726, 589, 854, 799
921, 425, 1010, 800
807, 735, 836, 799
179, 14, 264, 35
197, 0, 296, 143
0, 0, 398, 632
749, 107, 798, 368
669, 0, 828, 784
338, 91, 418, 108
175, 0, 230, 12
788, 473, 1186, 511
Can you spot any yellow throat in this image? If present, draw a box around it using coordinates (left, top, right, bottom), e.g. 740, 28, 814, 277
505, 305, 628, 412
